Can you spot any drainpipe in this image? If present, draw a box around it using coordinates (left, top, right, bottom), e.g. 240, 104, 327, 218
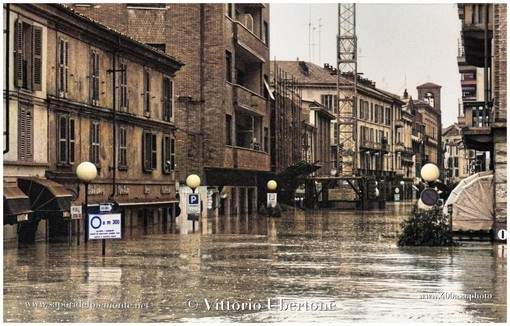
4, 4, 10, 154
111, 53, 117, 198
483, 4, 489, 124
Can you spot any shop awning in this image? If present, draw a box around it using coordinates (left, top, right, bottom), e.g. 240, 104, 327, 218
3, 184, 33, 224
17, 178, 73, 218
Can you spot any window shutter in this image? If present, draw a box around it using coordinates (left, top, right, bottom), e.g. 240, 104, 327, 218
19, 107, 26, 160
19, 107, 33, 161
58, 115, 66, 163
33, 26, 42, 91
170, 138, 175, 170
151, 134, 157, 170
69, 118, 75, 163
14, 20, 24, 88
64, 40, 69, 93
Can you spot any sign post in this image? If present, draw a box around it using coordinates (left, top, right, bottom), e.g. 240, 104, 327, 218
88, 203, 121, 256
187, 193, 200, 232
70, 205, 83, 246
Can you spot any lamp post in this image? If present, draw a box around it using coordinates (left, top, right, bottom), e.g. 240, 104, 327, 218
186, 174, 201, 232
400, 180, 405, 200
76, 161, 97, 245
266, 180, 280, 217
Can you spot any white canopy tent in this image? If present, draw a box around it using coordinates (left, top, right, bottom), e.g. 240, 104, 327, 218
444, 171, 494, 231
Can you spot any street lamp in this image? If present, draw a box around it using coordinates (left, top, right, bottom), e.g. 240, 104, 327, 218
421, 163, 440, 185
186, 174, 201, 193
267, 180, 277, 192
186, 174, 201, 232
400, 180, 405, 200
76, 161, 97, 244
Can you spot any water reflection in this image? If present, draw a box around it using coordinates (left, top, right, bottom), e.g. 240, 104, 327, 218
3, 202, 506, 322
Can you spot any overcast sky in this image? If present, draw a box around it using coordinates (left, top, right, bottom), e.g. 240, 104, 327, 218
270, 3, 462, 127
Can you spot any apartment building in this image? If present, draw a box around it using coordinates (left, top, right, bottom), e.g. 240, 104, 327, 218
3, 4, 183, 242
71, 3, 272, 215
442, 123, 470, 185
457, 3, 507, 231
271, 61, 412, 201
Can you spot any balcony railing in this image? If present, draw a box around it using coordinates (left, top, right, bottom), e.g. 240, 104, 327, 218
360, 140, 388, 152
234, 21, 269, 61
225, 146, 270, 171
234, 84, 267, 116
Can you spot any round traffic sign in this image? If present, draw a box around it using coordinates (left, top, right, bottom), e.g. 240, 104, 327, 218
497, 229, 507, 241
420, 188, 439, 206
90, 216, 102, 229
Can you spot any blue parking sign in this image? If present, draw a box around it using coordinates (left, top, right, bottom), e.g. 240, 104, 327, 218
188, 194, 200, 205
187, 193, 200, 215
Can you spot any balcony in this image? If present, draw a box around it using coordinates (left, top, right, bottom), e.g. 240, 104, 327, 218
394, 119, 404, 128
224, 146, 270, 171
234, 84, 267, 116
234, 21, 269, 63
394, 143, 404, 153
360, 140, 388, 153
458, 4, 493, 67
462, 102, 493, 151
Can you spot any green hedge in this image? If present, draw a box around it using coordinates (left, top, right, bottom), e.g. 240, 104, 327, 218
397, 205, 456, 246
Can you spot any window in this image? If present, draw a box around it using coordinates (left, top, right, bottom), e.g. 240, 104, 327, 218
162, 77, 173, 122
143, 130, 157, 172
332, 122, 338, 145
90, 121, 100, 165
143, 67, 151, 117
19, 106, 33, 161
58, 115, 75, 164
262, 21, 269, 45
119, 126, 127, 169
14, 20, 42, 91
264, 127, 269, 153
119, 63, 128, 112
359, 99, 364, 120
58, 37, 69, 96
162, 135, 175, 174
226, 114, 232, 145
225, 51, 232, 83
91, 50, 100, 105
321, 94, 338, 114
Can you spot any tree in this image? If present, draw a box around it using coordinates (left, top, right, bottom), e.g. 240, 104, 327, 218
397, 205, 456, 246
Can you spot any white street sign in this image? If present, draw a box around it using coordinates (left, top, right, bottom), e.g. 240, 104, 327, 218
88, 213, 122, 239
71, 205, 83, 220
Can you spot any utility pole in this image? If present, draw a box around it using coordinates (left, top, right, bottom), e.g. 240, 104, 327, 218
336, 3, 358, 176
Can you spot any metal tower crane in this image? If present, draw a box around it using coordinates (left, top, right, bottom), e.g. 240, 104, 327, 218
336, 3, 358, 176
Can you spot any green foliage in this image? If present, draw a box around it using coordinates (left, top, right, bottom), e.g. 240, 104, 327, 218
397, 205, 456, 247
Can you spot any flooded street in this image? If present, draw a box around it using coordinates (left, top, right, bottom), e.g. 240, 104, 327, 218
3, 201, 507, 323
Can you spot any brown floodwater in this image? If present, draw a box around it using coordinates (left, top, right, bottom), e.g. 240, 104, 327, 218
3, 201, 507, 322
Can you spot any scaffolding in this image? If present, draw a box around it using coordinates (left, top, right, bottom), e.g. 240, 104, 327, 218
336, 3, 358, 176
271, 62, 303, 173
